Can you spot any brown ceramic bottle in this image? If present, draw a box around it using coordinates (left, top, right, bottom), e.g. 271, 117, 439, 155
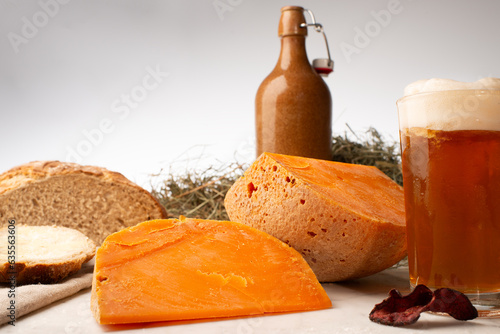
255, 6, 332, 160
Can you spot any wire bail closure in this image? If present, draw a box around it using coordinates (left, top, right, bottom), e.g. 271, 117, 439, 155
300, 9, 334, 77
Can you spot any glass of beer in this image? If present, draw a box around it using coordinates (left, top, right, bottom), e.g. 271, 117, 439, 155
397, 78, 500, 317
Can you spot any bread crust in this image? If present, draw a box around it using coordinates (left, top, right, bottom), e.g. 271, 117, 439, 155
0, 161, 159, 202
0, 161, 167, 244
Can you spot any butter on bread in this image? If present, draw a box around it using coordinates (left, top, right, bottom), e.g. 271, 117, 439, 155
0, 225, 96, 285
224, 153, 406, 282
0, 161, 167, 245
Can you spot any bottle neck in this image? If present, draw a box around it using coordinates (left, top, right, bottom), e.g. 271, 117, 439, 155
277, 35, 311, 71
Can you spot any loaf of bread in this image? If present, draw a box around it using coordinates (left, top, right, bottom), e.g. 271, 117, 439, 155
0, 161, 167, 245
0, 225, 96, 285
224, 153, 406, 282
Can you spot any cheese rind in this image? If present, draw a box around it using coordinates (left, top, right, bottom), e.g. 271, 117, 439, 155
91, 218, 331, 325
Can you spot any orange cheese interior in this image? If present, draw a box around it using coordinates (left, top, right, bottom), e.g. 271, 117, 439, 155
91, 218, 331, 325
266, 153, 405, 226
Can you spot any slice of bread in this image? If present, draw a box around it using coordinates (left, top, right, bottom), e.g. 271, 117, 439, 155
0, 225, 96, 285
0, 161, 167, 245
224, 153, 407, 282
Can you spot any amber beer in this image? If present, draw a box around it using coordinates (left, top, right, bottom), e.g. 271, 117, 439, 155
398, 83, 500, 315
401, 128, 500, 292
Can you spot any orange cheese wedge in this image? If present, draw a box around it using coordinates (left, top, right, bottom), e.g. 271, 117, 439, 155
91, 217, 331, 325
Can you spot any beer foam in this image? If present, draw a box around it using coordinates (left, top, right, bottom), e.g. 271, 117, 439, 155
398, 78, 500, 131
404, 77, 500, 96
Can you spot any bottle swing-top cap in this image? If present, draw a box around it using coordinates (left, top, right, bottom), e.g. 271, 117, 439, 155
301, 8, 334, 77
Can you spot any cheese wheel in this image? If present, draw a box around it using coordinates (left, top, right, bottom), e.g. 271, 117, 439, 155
224, 153, 406, 282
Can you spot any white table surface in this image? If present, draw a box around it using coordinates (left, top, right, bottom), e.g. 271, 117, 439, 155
3, 266, 500, 334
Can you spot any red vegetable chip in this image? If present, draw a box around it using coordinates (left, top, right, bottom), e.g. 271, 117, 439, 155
369, 285, 433, 326
424, 288, 478, 321
369, 284, 478, 326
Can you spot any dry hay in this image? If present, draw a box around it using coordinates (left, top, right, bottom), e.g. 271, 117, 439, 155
152, 128, 402, 221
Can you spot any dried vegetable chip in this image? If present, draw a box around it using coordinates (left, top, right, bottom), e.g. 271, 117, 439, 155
369, 284, 478, 326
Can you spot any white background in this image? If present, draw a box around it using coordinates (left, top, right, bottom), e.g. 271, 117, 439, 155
1, 0, 499, 189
